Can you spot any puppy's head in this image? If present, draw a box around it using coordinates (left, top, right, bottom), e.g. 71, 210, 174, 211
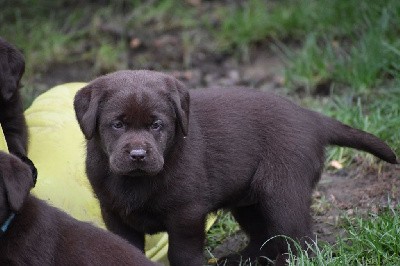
0, 152, 33, 222
74, 70, 189, 177
0, 38, 25, 102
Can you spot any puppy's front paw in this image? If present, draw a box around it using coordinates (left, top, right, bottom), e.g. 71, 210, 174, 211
15, 153, 37, 186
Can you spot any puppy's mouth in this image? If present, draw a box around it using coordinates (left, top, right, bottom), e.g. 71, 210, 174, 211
127, 169, 158, 177
109, 162, 162, 177
109, 152, 164, 177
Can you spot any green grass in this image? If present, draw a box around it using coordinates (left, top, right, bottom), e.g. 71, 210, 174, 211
0, 6, 74, 76
211, 0, 271, 55
3, 0, 399, 94
0, 0, 198, 85
213, 0, 400, 92
287, 206, 400, 265
206, 211, 240, 251
206, 206, 400, 265
0, 0, 202, 107
279, 0, 400, 93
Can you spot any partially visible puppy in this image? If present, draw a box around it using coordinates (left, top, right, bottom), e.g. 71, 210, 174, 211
0, 37, 36, 181
0, 37, 28, 157
0, 151, 158, 266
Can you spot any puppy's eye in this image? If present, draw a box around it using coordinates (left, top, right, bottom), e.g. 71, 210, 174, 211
150, 120, 163, 131
112, 120, 124, 130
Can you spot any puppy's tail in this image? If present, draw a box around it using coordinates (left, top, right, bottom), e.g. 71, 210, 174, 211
322, 116, 398, 164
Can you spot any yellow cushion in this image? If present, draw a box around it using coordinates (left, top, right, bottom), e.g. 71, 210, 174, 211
0, 124, 8, 152
25, 83, 105, 227
23, 83, 217, 264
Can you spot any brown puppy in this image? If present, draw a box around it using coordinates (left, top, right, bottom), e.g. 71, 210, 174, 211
0, 37, 28, 157
0, 151, 158, 266
74, 70, 398, 265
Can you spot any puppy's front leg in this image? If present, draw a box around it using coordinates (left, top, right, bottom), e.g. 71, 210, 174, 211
101, 207, 145, 251
1, 102, 28, 156
167, 214, 206, 266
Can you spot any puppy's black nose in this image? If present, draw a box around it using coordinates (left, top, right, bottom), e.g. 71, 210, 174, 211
130, 149, 147, 161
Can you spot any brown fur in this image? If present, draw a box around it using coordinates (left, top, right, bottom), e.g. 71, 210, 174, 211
0, 37, 28, 157
74, 70, 398, 265
0, 151, 158, 266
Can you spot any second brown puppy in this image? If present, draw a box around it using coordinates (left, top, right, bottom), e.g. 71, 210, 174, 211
0, 151, 157, 266
74, 70, 397, 265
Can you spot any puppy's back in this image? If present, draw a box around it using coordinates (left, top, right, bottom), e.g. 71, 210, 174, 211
2, 196, 156, 266
56, 212, 156, 265
190, 88, 396, 164
46, 198, 157, 266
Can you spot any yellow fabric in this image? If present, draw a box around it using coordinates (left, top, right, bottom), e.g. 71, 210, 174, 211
25, 83, 105, 227
22, 83, 216, 265
0, 124, 8, 152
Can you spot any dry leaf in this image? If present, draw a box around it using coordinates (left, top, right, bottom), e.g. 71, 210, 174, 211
330, 160, 343, 169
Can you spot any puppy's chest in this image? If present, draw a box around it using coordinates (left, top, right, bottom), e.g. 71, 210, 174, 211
105, 191, 167, 234
103, 177, 169, 233
123, 209, 166, 234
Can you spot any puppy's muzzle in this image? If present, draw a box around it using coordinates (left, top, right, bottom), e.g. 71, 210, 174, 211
130, 149, 147, 162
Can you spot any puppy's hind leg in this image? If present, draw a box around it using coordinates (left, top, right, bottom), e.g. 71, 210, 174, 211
220, 204, 271, 265
256, 178, 314, 265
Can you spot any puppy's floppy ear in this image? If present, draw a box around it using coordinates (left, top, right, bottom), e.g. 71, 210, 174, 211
167, 78, 190, 136
74, 83, 104, 140
0, 38, 25, 101
0, 152, 33, 212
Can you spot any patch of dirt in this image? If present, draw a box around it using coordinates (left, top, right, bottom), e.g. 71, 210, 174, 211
35, 45, 285, 93
313, 162, 400, 245
35, 61, 96, 88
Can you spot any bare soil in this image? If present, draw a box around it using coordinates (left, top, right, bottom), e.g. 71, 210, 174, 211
313, 162, 400, 244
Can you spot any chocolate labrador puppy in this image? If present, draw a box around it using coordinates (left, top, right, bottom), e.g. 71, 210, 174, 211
74, 70, 397, 265
0, 37, 28, 157
0, 151, 157, 265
